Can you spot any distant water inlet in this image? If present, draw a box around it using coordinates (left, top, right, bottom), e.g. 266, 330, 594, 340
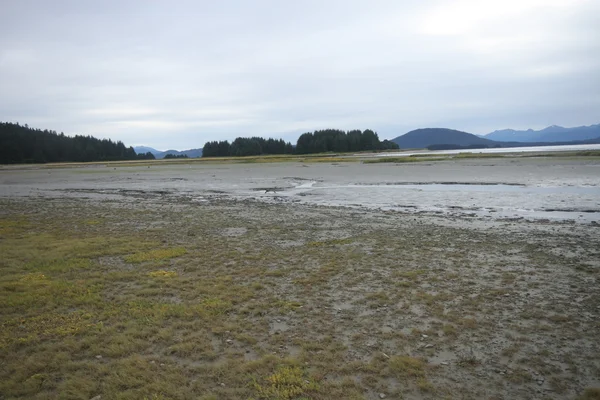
378, 143, 600, 157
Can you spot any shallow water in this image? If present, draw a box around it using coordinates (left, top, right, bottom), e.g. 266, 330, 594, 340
259, 179, 600, 222
379, 143, 600, 157
1, 157, 599, 223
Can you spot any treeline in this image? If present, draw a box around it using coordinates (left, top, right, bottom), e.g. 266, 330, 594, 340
164, 154, 188, 159
0, 122, 148, 164
137, 152, 156, 160
296, 129, 398, 154
203, 129, 398, 157
203, 137, 294, 157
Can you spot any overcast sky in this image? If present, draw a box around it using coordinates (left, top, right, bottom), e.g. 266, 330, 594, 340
1, 0, 599, 150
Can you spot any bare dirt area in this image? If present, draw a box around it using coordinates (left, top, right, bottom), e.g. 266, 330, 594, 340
1, 159, 599, 399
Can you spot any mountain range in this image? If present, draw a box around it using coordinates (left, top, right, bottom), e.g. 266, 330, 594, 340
134, 146, 203, 159
391, 124, 600, 149
484, 124, 600, 142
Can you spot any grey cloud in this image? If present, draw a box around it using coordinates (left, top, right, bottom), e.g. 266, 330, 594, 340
1, 0, 599, 149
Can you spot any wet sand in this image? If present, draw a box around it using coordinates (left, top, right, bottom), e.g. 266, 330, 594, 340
1, 157, 600, 223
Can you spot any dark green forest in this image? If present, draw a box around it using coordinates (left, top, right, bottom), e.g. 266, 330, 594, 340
295, 129, 398, 154
203, 137, 294, 157
203, 129, 398, 157
0, 122, 151, 164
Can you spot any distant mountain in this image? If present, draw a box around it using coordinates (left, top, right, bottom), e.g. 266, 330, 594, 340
133, 146, 161, 155
391, 128, 496, 149
485, 124, 600, 142
155, 148, 203, 159
134, 146, 203, 159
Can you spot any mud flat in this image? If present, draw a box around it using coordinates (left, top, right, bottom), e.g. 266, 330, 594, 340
1, 156, 599, 223
0, 157, 599, 399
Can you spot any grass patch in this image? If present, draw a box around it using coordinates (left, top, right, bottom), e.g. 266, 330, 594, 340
452, 152, 506, 159
388, 355, 428, 379
363, 156, 444, 164
293, 261, 342, 287
148, 270, 178, 278
1, 311, 100, 348
0, 216, 30, 235
252, 365, 319, 399
1, 233, 156, 273
125, 247, 187, 263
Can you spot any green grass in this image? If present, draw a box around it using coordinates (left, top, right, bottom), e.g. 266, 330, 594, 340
452, 152, 506, 159
148, 270, 178, 278
252, 365, 319, 399
125, 247, 187, 263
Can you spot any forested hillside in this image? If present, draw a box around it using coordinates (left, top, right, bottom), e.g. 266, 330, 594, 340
0, 122, 145, 164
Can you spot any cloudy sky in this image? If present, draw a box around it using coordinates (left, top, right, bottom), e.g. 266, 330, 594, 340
1, 0, 599, 150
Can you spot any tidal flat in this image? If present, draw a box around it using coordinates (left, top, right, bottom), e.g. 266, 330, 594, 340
1, 157, 599, 399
